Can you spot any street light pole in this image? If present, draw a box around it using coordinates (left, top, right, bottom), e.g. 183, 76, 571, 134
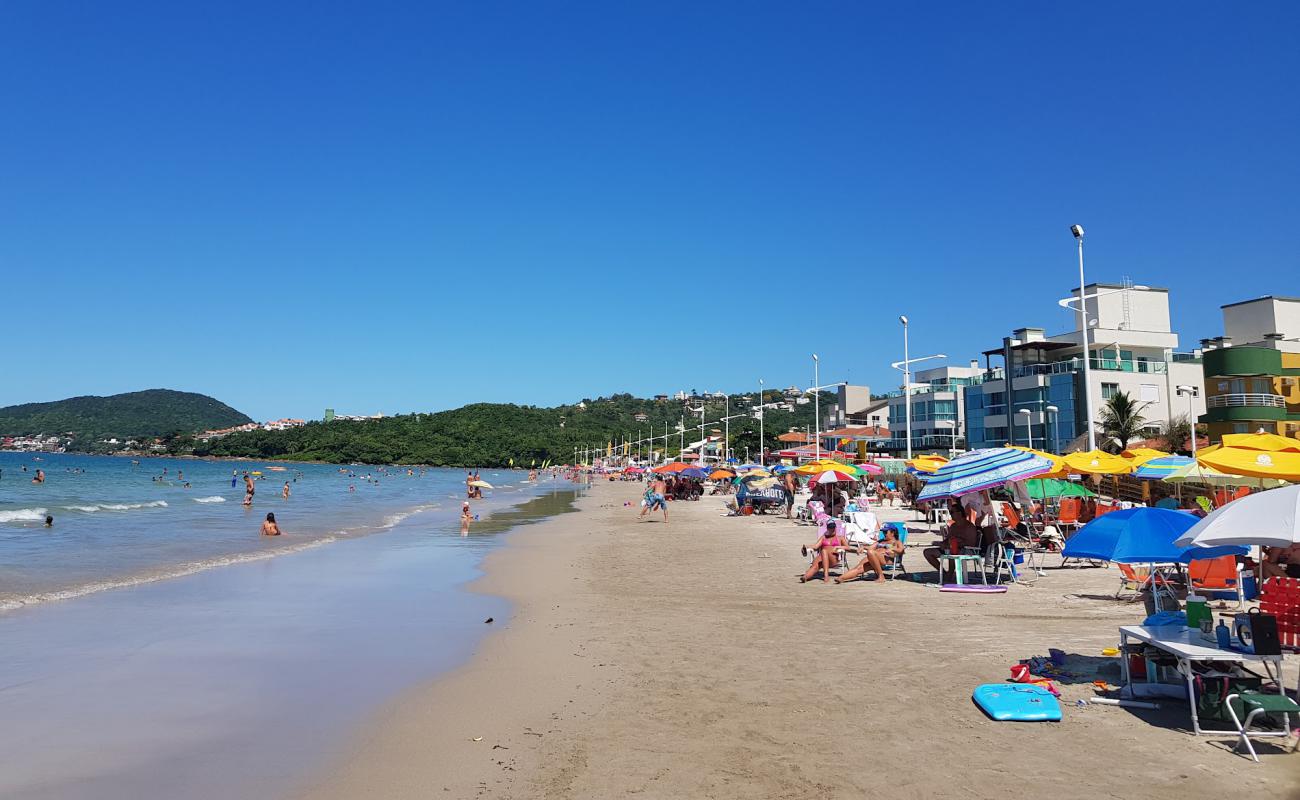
1072, 224, 1097, 452
724, 394, 730, 463
1018, 408, 1033, 449
1177, 385, 1199, 456
900, 317, 912, 460
758, 378, 765, 466
1045, 405, 1059, 453
813, 354, 821, 461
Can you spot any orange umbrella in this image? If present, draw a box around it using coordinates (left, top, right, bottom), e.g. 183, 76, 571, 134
651, 462, 690, 474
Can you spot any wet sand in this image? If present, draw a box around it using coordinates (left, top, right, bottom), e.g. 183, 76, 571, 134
301, 480, 1299, 799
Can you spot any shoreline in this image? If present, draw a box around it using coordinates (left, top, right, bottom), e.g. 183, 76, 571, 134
301, 480, 1297, 799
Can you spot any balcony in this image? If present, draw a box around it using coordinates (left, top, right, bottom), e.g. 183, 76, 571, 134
1206, 393, 1285, 409
1011, 359, 1168, 379
1202, 392, 1289, 424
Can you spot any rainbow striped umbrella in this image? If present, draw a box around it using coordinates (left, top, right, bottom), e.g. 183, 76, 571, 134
1133, 455, 1194, 480
916, 447, 1055, 502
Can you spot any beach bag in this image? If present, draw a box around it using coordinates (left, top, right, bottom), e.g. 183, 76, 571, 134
1194, 673, 1264, 724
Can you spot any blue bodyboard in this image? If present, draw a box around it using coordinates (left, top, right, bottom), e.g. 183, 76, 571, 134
972, 683, 1061, 721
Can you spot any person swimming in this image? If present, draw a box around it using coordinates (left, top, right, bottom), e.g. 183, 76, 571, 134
44, 515, 53, 528
32, 469, 45, 484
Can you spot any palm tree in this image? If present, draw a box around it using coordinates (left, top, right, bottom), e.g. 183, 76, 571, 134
1097, 391, 1149, 454
1158, 414, 1192, 455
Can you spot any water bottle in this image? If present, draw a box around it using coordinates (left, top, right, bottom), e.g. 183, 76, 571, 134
1215, 618, 1232, 650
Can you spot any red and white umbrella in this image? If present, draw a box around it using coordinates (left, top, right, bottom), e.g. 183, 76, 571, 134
810, 470, 858, 484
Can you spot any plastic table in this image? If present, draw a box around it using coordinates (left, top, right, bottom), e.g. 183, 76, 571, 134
1118, 625, 1291, 736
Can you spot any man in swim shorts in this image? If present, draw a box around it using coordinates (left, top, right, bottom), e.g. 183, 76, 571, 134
639, 477, 669, 522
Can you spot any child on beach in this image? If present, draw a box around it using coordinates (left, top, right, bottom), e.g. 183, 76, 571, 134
800, 520, 848, 583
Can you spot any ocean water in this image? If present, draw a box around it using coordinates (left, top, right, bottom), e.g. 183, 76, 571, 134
0, 452, 583, 799
0, 452, 540, 610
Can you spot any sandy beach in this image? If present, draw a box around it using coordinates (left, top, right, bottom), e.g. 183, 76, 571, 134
301, 480, 1299, 799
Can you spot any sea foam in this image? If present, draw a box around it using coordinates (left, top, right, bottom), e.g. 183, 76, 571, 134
192, 496, 227, 504
0, 508, 48, 523
61, 501, 169, 513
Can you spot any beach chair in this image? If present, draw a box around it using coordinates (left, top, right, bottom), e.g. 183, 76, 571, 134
1224, 691, 1300, 762
1054, 498, 1081, 536
1115, 563, 1176, 602
1189, 555, 1245, 610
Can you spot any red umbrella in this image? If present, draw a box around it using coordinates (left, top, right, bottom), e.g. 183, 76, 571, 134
810, 470, 858, 484
652, 462, 690, 474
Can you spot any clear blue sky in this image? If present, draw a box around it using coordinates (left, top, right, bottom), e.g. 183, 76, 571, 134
3, 2, 1297, 421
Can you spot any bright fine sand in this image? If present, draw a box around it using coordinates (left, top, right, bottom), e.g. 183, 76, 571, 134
300, 480, 1300, 799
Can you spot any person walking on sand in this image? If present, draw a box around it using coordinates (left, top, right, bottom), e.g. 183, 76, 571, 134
261, 512, 281, 536
282, 481, 291, 499
782, 470, 798, 519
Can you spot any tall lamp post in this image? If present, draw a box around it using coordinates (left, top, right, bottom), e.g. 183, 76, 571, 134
1045, 404, 1059, 453
812, 354, 820, 461
757, 378, 765, 466
892, 315, 945, 461
1017, 408, 1034, 449
1176, 385, 1200, 456
1070, 224, 1097, 452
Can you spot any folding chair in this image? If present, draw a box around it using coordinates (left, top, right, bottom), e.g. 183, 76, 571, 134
1189, 555, 1246, 610
1225, 692, 1300, 762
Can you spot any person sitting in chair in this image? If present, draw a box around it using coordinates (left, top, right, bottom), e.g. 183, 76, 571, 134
800, 520, 848, 584
924, 501, 983, 582
836, 526, 904, 584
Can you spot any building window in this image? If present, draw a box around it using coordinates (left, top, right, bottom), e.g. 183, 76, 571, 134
1232, 423, 1249, 434
1101, 383, 1119, 400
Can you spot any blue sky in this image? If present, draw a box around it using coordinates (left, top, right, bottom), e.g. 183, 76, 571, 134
3, 2, 1297, 421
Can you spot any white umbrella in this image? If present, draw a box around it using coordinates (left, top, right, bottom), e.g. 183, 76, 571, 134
1174, 484, 1300, 548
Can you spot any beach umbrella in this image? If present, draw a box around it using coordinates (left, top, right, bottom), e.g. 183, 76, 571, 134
1133, 455, 1194, 480
905, 455, 947, 474
1121, 447, 1170, 466
854, 462, 884, 476
1023, 478, 1095, 499
1059, 450, 1134, 475
469, 480, 494, 489
734, 464, 765, 472
708, 468, 735, 480
624, 466, 645, 474
916, 447, 1056, 503
1063, 508, 1246, 564
1161, 461, 1288, 488
1196, 432, 1300, 481
678, 467, 708, 479
652, 462, 690, 474
809, 470, 858, 484
1175, 484, 1300, 549
795, 460, 860, 476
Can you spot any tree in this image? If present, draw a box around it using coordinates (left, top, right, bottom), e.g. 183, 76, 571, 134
1158, 414, 1192, 455
1097, 391, 1149, 454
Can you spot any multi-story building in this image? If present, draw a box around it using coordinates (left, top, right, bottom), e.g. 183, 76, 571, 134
965, 283, 1204, 453
1198, 296, 1300, 443
878, 363, 984, 455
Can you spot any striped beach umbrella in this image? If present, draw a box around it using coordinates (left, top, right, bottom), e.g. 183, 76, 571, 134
1133, 455, 1194, 480
916, 447, 1055, 502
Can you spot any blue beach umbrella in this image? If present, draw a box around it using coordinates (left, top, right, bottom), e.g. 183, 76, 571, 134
916, 448, 1055, 503
677, 467, 708, 479
1133, 455, 1195, 480
1062, 508, 1246, 564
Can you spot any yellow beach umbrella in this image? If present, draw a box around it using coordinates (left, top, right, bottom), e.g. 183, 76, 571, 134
1162, 461, 1288, 488
905, 455, 948, 474
1197, 433, 1300, 481
794, 459, 858, 476
1059, 449, 1134, 475
1121, 447, 1169, 466
1007, 446, 1067, 477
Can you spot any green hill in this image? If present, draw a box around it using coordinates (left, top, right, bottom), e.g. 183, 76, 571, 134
196, 392, 829, 467
0, 389, 253, 443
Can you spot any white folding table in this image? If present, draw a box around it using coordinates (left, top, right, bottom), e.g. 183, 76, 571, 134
1118, 625, 1291, 736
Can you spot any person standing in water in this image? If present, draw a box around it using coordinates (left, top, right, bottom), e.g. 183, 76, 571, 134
282, 481, 291, 499
231, 470, 238, 488
260, 513, 281, 536
32, 469, 45, 484
243, 474, 256, 507
460, 501, 473, 535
